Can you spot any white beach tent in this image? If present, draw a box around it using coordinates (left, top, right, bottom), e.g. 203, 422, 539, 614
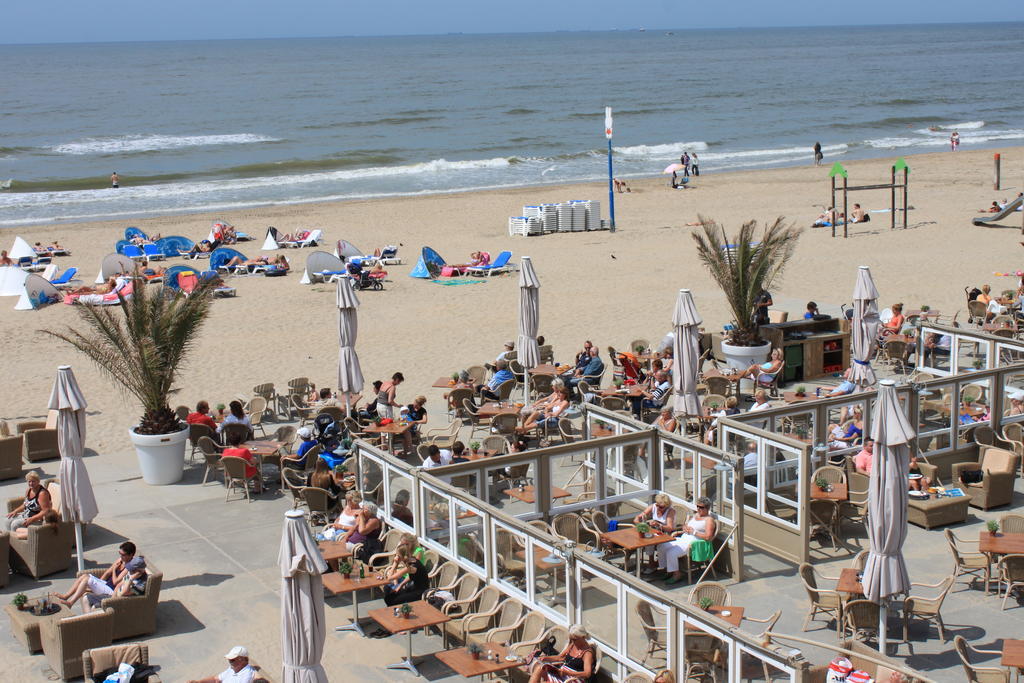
9, 236, 36, 261
0, 265, 29, 296
14, 273, 61, 310
262, 227, 281, 251
95, 252, 136, 284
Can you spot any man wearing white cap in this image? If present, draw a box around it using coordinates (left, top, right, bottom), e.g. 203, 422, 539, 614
496, 340, 515, 363
188, 645, 256, 683
281, 427, 317, 470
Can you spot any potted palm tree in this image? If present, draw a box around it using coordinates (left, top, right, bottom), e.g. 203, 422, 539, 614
46, 277, 215, 485
692, 216, 801, 369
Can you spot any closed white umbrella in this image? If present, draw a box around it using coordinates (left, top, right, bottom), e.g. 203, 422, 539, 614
863, 379, 914, 653
850, 265, 880, 390
517, 256, 541, 406
672, 289, 703, 416
279, 509, 328, 683
336, 277, 365, 417
47, 365, 98, 573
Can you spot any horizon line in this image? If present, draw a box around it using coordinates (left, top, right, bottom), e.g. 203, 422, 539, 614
1, 19, 1019, 47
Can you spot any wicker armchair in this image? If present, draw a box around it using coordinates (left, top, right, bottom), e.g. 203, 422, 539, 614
40, 608, 115, 681
946, 528, 992, 593
77, 561, 163, 640
82, 643, 161, 682
23, 425, 60, 462
842, 599, 880, 642
799, 563, 843, 634
687, 581, 731, 608
0, 530, 8, 588
951, 446, 1018, 509
463, 598, 524, 648
902, 575, 954, 642
5, 497, 74, 578
441, 585, 500, 647
954, 635, 1011, 682
0, 434, 23, 480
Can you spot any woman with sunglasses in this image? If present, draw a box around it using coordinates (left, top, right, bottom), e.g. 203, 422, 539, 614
656, 496, 716, 584
634, 493, 676, 572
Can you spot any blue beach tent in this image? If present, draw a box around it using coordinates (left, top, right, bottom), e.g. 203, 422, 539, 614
409, 246, 446, 279
209, 247, 246, 271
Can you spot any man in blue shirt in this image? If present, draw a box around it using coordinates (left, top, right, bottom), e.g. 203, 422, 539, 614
478, 360, 514, 403
568, 346, 604, 390
282, 426, 317, 470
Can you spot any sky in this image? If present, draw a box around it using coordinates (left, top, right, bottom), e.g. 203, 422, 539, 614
2, 0, 1021, 44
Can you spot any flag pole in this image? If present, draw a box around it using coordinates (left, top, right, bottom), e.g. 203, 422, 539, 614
605, 107, 615, 233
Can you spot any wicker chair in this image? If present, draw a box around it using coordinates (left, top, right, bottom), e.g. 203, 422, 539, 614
198, 436, 223, 485
462, 598, 524, 648
550, 512, 587, 546
0, 530, 8, 588
429, 560, 460, 590
281, 469, 307, 509
842, 599, 879, 642
798, 562, 843, 634
188, 422, 215, 459
902, 575, 954, 641
636, 599, 668, 666
40, 608, 115, 681
6, 497, 74, 578
1000, 514, 1024, 535
955, 635, 1011, 682
510, 624, 568, 659
995, 554, 1024, 611
600, 396, 628, 412
82, 643, 160, 682
423, 419, 460, 449
289, 395, 316, 426
688, 581, 731, 608
494, 530, 527, 584
461, 398, 488, 438
247, 396, 269, 437
0, 433, 23, 480
481, 435, 511, 455
221, 456, 259, 502
952, 446, 1018, 509
442, 584, 500, 647
220, 422, 252, 445
299, 487, 339, 527
487, 610, 545, 648
945, 528, 992, 593
22, 425, 60, 462
77, 562, 163, 640
811, 465, 847, 485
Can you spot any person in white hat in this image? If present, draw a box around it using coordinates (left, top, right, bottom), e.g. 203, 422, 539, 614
187, 645, 256, 683
281, 426, 318, 470
496, 340, 515, 363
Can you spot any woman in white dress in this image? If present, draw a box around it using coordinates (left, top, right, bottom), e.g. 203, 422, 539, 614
657, 496, 717, 584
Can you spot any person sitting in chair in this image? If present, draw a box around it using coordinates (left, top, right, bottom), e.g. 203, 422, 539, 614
282, 426, 318, 470
478, 360, 514, 402
188, 645, 258, 683
655, 497, 717, 585
51, 541, 145, 609
631, 370, 670, 418
566, 346, 603, 389
737, 348, 783, 382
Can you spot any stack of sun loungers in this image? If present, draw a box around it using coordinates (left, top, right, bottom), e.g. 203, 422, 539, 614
508, 200, 605, 237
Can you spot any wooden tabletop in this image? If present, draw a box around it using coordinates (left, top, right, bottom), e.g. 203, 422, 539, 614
836, 567, 864, 595
598, 385, 646, 398
529, 363, 564, 375
906, 309, 941, 318
318, 541, 352, 563
782, 391, 812, 404
364, 421, 411, 435
368, 599, 450, 635
436, 642, 521, 677
706, 605, 744, 627
322, 571, 391, 596
979, 531, 1024, 555
433, 377, 460, 388
503, 485, 570, 505
811, 482, 848, 501
601, 527, 674, 551
245, 439, 285, 456
703, 368, 743, 381
517, 546, 567, 571
884, 334, 913, 344
590, 426, 614, 438
478, 402, 521, 419
1002, 639, 1024, 669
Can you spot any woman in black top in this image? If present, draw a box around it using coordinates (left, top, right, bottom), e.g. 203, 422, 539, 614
382, 546, 430, 606
529, 624, 595, 682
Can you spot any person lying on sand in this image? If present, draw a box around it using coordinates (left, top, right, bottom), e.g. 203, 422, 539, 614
981, 201, 1001, 213
812, 207, 837, 227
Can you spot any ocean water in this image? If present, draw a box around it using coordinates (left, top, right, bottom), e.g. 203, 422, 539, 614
1, 23, 1022, 226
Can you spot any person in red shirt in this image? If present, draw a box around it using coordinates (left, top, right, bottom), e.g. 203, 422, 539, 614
853, 439, 874, 475
186, 400, 217, 431
221, 432, 262, 493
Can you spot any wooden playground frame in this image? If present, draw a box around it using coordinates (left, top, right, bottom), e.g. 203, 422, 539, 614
829, 159, 909, 237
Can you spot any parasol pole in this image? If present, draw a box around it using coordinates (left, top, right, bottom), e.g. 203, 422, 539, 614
605, 107, 615, 232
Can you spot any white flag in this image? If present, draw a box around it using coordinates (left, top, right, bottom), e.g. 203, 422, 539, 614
605, 107, 613, 140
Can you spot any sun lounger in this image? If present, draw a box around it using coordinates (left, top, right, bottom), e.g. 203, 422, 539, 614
278, 229, 323, 248
17, 256, 48, 273
122, 245, 146, 262
466, 250, 513, 277
142, 244, 165, 262
377, 245, 402, 265
64, 280, 134, 306
49, 268, 80, 288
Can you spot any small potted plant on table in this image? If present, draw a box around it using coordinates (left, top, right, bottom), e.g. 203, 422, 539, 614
337, 560, 352, 578
470, 441, 480, 457
815, 476, 831, 493
636, 522, 651, 539
468, 642, 483, 660
794, 385, 806, 397
699, 596, 714, 611
987, 520, 1000, 537
12, 594, 28, 611
399, 602, 413, 619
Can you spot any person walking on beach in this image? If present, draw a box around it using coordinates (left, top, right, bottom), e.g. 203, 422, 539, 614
110, 171, 119, 188
950, 131, 960, 151
680, 151, 691, 176
813, 142, 823, 166
690, 151, 699, 176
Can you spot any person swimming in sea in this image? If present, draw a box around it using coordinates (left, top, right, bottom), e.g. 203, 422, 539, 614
110, 172, 119, 188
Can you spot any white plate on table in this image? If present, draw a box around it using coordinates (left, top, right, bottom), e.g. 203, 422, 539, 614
909, 490, 929, 498
909, 473, 923, 480
720, 610, 732, 617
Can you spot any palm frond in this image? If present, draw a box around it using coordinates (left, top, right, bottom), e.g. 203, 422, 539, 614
692, 216, 802, 345
43, 278, 216, 433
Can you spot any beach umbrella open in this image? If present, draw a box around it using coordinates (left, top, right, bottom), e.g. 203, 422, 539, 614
850, 265, 880, 390
517, 256, 541, 406
336, 277, 365, 416
663, 163, 684, 174
671, 289, 703, 416
279, 509, 328, 682
47, 365, 98, 573
863, 379, 914, 653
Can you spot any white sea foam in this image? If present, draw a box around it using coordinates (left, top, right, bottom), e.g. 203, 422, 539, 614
701, 143, 848, 162
865, 129, 1024, 149
48, 133, 281, 155
614, 141, 709, 157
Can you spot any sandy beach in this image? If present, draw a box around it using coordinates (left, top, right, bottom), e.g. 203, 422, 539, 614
1, 146, 1021, 452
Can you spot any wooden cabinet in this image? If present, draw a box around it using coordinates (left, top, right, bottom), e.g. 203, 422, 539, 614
760, 318, 851, 382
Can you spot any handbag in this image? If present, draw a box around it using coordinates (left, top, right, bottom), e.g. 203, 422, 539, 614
960, 469, 983, 484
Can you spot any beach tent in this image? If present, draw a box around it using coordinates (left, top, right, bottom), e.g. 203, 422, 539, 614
8, 236, 35, 261
124, 227, 147, 241
161, 265, 196, 292
335, 239, 364, 262
14, 273, 61, 310
155, 235, 194, 257
96, 253, 136, 283
262, 227, 282, 251
210, 247, 245, 271
409, 246, 446, 278
0, 265, 30, 296
302, 251, 346, 284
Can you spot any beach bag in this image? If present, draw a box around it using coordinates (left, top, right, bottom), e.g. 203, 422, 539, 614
847, 671, 873, 683
826, 656, 853, 682
960, 469, 983, 484
441, 266, 457, 277
355, 536, 383, 562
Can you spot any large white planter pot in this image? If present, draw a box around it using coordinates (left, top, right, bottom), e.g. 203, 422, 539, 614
129, 426, 189, 485
719, 340, 771, 372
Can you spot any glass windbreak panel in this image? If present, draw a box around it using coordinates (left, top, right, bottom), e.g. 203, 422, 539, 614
579, 566, 619, 650
662, 442, 694, 503
588, 416, 617, 438
921, 330, 953, 372
825, 402, 865, 454
776, 411, 814, 445
447, 471, 479, 499
733, 435, 760, 511
423, 487, 451, 546
739, 646, 794, 683
549, 449, 595, 508
485, 461, 537, 514
622, 442, 650, 487
493, 524, 528, 595
531, 540, 567, 615
917, 385, 953, 453
626, 592, 668, 670
387, 471, 415, 529
957, 339, 989, 373
996, 344, 1024, 367
958, 378, 992, 445
764, 444, 800, 527
1001, 372, 1024, 422
702, 457, 735, 525
455, 502, 485, 571
359, 456, 384, 506
605, 443, 647, 498
681, 620, 731, 683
